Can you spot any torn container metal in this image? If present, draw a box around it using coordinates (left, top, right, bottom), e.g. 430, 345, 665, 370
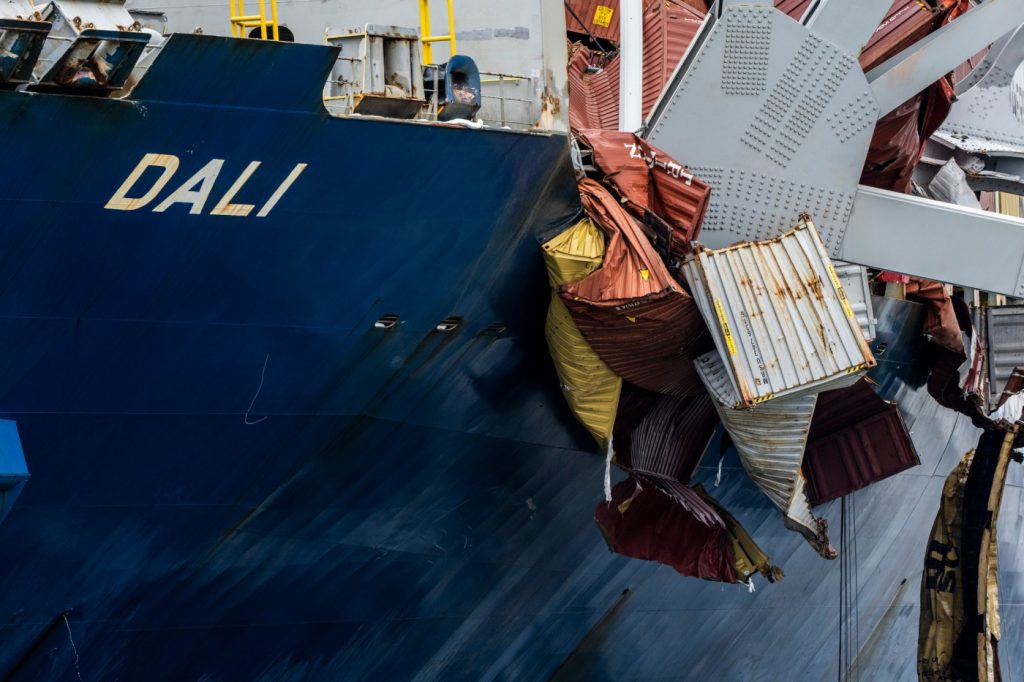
575, 129, 711, 248
611, 388, 718, 485
595, 474, 781, 584
562, 179, 710, 396
803, 379, 920, 506
681, 217, 875, 408
919, 427, 1018, 682
696, 350, 835, 559
542, 218, 622, 450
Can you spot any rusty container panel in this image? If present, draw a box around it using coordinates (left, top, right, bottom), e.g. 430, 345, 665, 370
562, 179, 710, 396
576, 129, 711, 246
833, 261, 876, 341
642, 1, 705, 117
567, 44, 620, 131
696, 351, 834, 558
565, 0, 620, 43
680, 218, 876, 408
803, 381, 920, 505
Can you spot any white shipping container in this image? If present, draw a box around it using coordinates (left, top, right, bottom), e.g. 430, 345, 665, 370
696, 351, 834, 558
681, 217, 876, 408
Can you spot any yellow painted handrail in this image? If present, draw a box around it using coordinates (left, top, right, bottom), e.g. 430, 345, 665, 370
419, 0, 456, 64
230, 0, 279, 40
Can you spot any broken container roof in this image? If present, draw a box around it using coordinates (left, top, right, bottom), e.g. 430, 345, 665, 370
680, 217, 875, 408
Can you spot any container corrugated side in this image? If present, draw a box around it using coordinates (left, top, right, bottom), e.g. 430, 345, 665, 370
987, 305, 1024, 406
565, 0, 620, 43
696, 351, 833, 558
681, 218, 875, 408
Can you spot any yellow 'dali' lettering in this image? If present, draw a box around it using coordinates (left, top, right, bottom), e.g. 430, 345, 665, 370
593, 5, 614, 27
105, 153, 180, 211
714, 299, 738, 356
105, 154, 307, 217
640, 268, 650, 281
827, 264, 856, 320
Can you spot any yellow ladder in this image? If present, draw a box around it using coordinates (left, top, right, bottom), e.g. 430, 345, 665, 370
229, 0, 280, 40
419, 0, 456, 64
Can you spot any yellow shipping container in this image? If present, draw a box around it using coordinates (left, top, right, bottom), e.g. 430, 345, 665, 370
542, 219, 621, 450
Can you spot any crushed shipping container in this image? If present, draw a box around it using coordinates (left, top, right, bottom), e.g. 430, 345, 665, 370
542, 218, 622, 450
611, 388, 718, 484
562, 179, 710, 396
919, 427, 1019, 682
696, 351, 835, 559
681, 217, 875, 408
595, 474, 779, 584
575, 129, 711, 248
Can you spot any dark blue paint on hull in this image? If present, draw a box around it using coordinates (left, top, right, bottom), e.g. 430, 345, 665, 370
0, 34, 1021, 681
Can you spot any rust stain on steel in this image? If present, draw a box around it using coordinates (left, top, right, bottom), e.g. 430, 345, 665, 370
576, 128, 711, 248
803, 379, 920, 505
562, 179, 710, 396
681, 217, 876, 407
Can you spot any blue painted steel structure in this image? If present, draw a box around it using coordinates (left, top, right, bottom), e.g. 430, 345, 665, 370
0, 34, 1020, 681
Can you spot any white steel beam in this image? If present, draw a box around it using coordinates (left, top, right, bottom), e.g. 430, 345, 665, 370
841, 186, 1024, 297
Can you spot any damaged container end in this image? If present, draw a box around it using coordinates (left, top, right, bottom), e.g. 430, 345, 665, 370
681, 217, 876, 408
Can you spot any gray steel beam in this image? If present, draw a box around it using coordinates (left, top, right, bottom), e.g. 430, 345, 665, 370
802, 0, 894, 55
841, 186, 1024, 296
867, 0, 1024, 117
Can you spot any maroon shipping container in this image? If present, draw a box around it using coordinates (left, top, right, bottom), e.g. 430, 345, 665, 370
576, 129, 711, 247
595, 476, 741, 582
565, 0, 621, 44
612, 389, 719, 482
803, 381, 920, 505
567, 1, 706, 132
562, 180, 710, 396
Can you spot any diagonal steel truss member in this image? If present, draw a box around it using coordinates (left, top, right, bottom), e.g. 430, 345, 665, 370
923, 23, 1024, 195
646, 0, 1024, 296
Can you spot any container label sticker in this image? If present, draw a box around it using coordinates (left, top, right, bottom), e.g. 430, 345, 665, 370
827, 265, 856, 320
593, 5, 614, 27
714, 299, 738, 356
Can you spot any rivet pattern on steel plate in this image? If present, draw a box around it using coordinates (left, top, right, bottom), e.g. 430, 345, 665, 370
689, 166, 854, 252
721, 7, 770, 96
740, 33, 856, 168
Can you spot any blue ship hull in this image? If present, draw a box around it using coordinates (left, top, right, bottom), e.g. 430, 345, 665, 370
0, 35, 1021, 681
